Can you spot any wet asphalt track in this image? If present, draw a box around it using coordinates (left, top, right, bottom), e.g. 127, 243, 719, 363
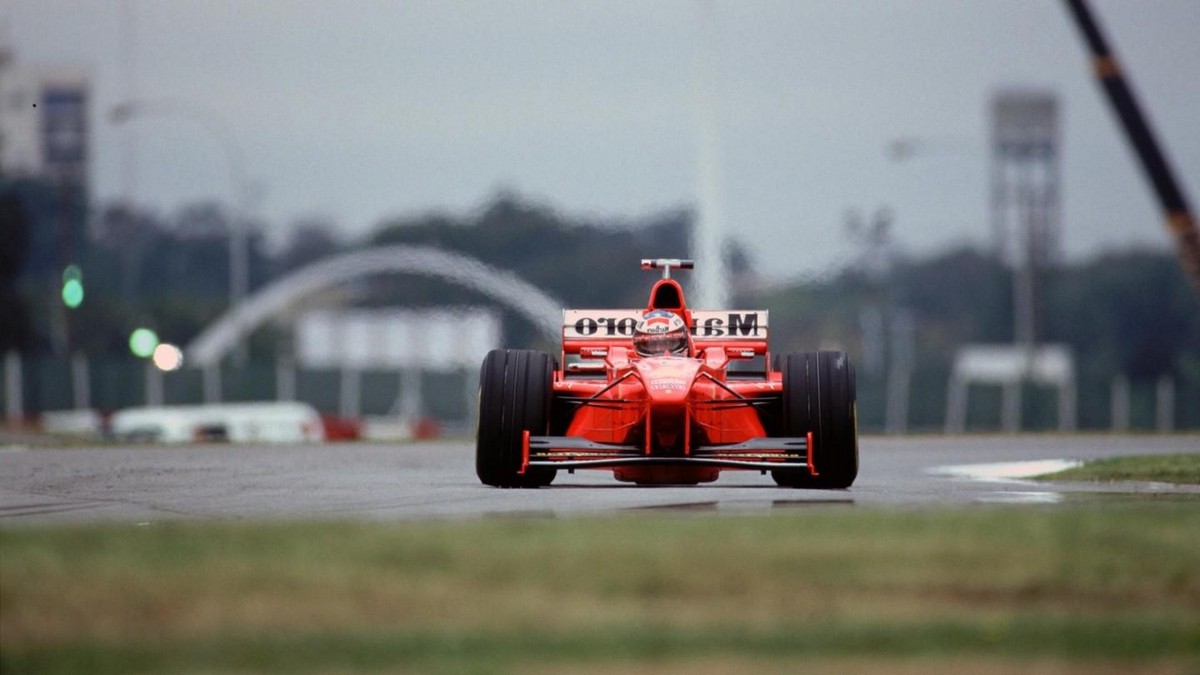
0, 435, 1197, 523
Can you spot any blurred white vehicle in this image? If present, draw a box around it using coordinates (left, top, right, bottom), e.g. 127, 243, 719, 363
110, 402, 325, 444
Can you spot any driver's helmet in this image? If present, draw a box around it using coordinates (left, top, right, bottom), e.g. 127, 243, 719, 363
633, 310, 689, 357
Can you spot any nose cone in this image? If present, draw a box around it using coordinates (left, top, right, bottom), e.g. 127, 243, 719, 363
634, 357, 700, 405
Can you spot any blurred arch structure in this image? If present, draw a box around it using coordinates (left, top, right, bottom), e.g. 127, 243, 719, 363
185, 245, 562, 367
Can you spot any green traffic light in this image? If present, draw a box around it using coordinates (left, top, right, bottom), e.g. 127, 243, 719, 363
129, 328, 160, 358
62, 278, 84, 308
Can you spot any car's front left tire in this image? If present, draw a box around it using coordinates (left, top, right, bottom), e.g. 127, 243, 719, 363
476, 349, 557, 488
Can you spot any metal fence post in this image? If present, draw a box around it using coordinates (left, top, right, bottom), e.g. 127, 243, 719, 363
71, 353, 90, 410
145, 361, 164, 406
1156, 375, 1174, 432
399, 367, 422, 421
1058, 377, 1077, 432
885, 364, 910, 434
4, 351, 22, 423
463, 365, 480, 428
340, 367, 361, 419
1111, 375, 1130, 432
203, 364, 222, 403
276, 358, 296, 401
1001, 382, 1022, 433
944, 374, 966, 434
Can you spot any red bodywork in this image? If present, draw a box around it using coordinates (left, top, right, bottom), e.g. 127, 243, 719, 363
522, 278, 814, 484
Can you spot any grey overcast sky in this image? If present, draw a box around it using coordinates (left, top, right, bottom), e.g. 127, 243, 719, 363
4, 0, 1198, 281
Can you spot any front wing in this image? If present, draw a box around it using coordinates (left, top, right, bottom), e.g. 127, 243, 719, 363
520, 432, 816, 474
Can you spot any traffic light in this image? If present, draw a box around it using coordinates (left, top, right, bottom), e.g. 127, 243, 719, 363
151, 343, 185, 371
62, 265, 84, 309
129, 328, 160, 358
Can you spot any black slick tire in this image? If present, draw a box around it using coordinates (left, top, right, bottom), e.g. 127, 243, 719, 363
771, 350, 859, 489
476, 349, 557, 488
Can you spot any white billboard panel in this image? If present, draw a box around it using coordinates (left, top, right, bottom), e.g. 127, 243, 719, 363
296, 308, 501, 370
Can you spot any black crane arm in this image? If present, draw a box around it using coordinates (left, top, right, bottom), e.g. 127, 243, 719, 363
1062, 0, 1200, 293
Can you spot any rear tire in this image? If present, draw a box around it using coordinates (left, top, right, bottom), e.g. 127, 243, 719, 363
476, 349, 557, 488
771, 350, 858, 489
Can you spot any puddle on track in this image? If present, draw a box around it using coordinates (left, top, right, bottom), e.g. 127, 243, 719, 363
621, 498, 855, 514
976, 491, 1064, 505
928, 459, 1083, 483
931, 459, 1200, 506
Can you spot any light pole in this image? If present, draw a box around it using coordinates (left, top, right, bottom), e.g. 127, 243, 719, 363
110, 99, 255, 364
691, 0, 727, 310
879, 135, 983, 433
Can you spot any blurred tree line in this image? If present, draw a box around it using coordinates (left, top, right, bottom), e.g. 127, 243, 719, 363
364, 192, 707, 347
761, 246, 1200, 429
2, 173, 1196, 426
0, 180, 706, 357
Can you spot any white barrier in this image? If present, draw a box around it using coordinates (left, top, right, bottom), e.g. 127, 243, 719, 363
945, 344, 1077, 433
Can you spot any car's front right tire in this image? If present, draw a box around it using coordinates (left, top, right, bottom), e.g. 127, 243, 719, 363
771, 350, 859, 489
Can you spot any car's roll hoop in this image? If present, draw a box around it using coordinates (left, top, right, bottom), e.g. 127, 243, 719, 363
640, 258, 694, 279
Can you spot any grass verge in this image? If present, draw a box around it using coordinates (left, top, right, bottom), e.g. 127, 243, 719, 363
1037, 453, 1200, 484
2, 505, 1198, 674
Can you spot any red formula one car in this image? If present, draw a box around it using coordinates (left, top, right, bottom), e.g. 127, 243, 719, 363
475, 259, 858, 488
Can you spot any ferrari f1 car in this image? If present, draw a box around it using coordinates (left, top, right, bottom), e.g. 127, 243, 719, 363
476, 259, 858, 488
